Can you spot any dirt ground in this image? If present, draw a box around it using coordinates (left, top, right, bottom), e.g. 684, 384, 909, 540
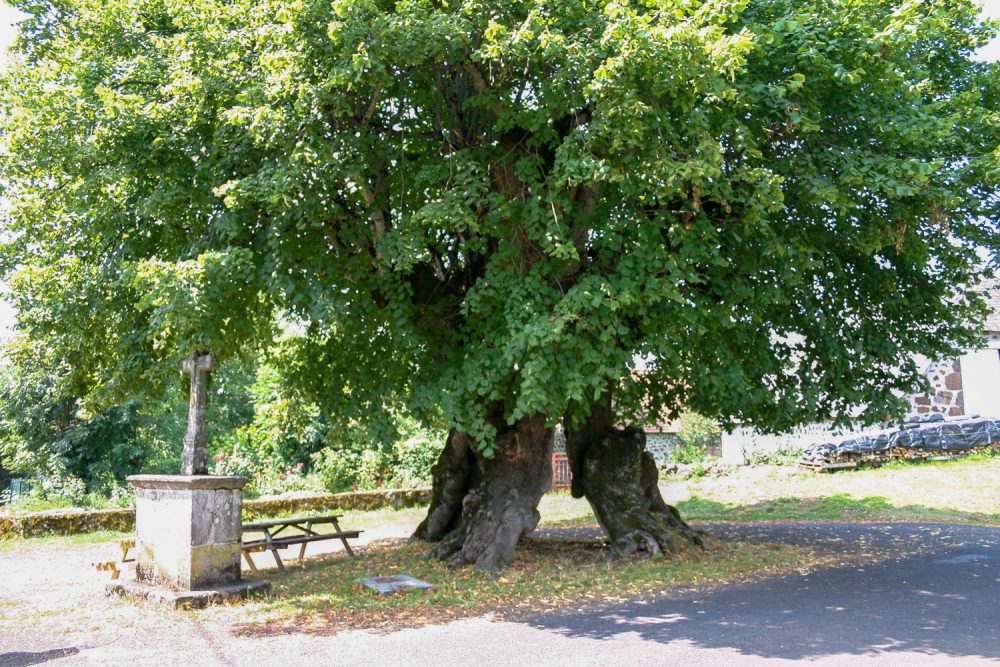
3, 519, 997, 667
0, 521, 417, 666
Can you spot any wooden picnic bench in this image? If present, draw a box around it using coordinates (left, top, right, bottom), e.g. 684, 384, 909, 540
92, 538, 135, 580
241, 514, 361, 573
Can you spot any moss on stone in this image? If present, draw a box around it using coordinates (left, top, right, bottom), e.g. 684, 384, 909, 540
0, 487, 432, 541
242, 488, 432, 519
0, 508, 134, 540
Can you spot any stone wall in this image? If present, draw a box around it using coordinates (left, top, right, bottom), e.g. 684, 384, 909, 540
552, 424, 680, 465
0, 487, 432, 540
906, 358, 965, 419
0, 507, 135, 540
644, 433, 682, 463
242, 487, 431, 520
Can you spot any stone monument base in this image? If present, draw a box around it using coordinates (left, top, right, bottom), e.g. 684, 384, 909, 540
128, 474, 248, 590
107, 578, 271, 609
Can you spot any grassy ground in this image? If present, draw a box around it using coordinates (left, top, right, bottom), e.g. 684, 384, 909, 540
677, 454, 1000, 525
221, 455, 1000, 632
205, 536, 809, 636
534, 454, 1000, 527
0, 507, 817, 641
6, 454, 997, 551
0, 529, 131, 554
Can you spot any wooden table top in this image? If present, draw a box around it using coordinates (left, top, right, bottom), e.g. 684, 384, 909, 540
242, 514, 343, 530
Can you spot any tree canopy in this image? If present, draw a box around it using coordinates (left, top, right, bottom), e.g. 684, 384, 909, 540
2, 0, 998, 448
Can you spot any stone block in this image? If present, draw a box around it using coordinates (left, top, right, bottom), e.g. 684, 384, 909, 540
934, 392, 953, 405
914, 396, 931, 406
945, 373, 963, 390
108, 578, 271, 609
190, 542, 242, 589
127, 475, 247, 591
191, 488, 242, 546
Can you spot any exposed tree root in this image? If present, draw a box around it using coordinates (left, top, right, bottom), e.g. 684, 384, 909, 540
413, 412, 552, 572
566, 398, 703, 557
573, 428, 703, 556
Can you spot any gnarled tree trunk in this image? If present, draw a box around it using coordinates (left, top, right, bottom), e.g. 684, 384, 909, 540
566, 397, 703, 557
413, 409, 552, 572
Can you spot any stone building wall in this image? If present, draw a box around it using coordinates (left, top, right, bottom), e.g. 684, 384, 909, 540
644, 433, 682, 463
551, 425, 679, 465
906, 358, 965, 419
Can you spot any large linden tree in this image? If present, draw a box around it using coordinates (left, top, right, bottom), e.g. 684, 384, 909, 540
2, 0, 998, 570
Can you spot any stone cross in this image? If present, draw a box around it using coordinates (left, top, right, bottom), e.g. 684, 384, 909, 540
181, 351, 218, 476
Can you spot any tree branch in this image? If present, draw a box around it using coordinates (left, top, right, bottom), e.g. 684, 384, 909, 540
461, 61, 503, 118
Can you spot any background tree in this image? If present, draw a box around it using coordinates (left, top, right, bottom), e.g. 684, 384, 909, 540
0, 334, 257, 493
2, 0, 997, 569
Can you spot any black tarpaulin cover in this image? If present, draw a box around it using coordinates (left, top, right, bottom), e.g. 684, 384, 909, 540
801, 416, 1000, 464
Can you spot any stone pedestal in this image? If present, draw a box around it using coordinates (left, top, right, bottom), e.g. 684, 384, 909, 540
112, 475, 270, 606
128, 475, 246, 589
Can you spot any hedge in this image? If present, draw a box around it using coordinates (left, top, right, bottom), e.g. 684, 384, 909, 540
0, 487, 432, 540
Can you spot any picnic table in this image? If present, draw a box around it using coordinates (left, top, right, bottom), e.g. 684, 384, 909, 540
92, 538, 135, 579
241, 514, 361, 573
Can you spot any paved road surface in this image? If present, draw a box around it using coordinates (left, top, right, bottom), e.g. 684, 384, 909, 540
2, 522, 997, 666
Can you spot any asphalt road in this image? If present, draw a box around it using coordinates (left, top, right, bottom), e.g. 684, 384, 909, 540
523, 522, 1000, 665
2, 522, 997, 666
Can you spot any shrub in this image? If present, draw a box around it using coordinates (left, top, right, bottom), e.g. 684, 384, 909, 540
209, 430, 327, 497
310, 446, 365, 492
389, 431, 441, 487
6, 459, 87, 511
670, 440, 711, 465
745, 446, 804, 466
670, 412, 722, 463
310, 431, 443, 493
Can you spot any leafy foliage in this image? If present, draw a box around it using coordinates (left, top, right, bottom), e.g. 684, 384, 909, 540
310, 418, 443, 492
0, 348, 146, 487
207, 350, 444, 495
0, 336, 258, 496
212, 405, 443, 496
0, 323, 440, 505
744, 445, 803, 466
1, 0, 997, 453
677, 412, 722, 454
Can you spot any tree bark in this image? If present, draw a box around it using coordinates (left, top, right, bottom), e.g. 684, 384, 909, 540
413, 412, 553, 572
412, 429, 478, 542
566, 400, 703, 557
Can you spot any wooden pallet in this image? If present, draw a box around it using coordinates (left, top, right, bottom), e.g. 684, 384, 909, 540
798, 460, 859, 473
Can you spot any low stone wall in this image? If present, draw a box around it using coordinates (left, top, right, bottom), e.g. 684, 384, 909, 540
0, 487, 432, 540
0, 508, 135, 540
242, 488, 432, 520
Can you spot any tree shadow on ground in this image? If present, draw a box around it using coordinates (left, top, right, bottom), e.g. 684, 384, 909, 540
0, 647, 80, 667
526, 522, 1000, 661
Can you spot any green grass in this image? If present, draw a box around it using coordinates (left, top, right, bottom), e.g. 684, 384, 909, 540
205, 536, 812, 635
669, 455, 1000, 526
533, 456, 1000, 528
536, 491, 595, 524
678, 494, 1000, 525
